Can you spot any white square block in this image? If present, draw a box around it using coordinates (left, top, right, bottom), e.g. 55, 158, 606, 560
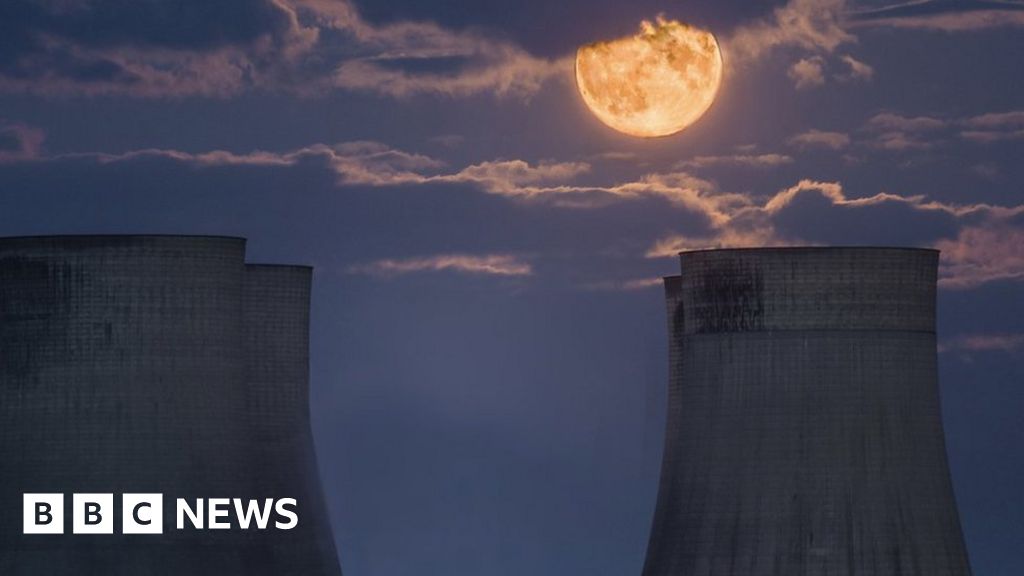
73, 493, 114, 534
23, 493, 64, 534
122, 494, 163, 534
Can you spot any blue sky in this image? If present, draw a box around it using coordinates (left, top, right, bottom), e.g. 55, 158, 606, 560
1, 1, 1022, 574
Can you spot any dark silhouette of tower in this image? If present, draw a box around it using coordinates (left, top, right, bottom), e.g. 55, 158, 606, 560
0, 235, 342, 576
643, 247, 971, 576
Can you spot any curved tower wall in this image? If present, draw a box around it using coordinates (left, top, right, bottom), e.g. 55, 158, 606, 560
642, 248, 971, 576
0, 236, 342, 576
243, 265, 341, 575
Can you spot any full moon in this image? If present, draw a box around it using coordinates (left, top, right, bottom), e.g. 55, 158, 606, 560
575, 17, 723, 138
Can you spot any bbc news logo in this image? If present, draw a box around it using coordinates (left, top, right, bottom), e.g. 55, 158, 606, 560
23, 494, 298, 534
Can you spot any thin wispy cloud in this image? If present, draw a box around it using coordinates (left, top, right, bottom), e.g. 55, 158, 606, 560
866, 112, 947, 132
838, 54, 874, 81
939, 333, 1024, 354
725, 0, 877, 90
64, 142, 741, 221
786, 53, 873, 89
583, 277, 664, 291
724, 0, 1024, 93
959, 110, 1024, 142
0, 121, 45, 163
645, 228, 786, 259
861, 112, 947, 150
789, 57, 828, 89
676, 153, 794, 169
959, 129, 1024, 143
0, 0, 567, 99
6, 135, 1024, 290
936, 225, 1024, 288
726, 0, 855, 64
349, 253, 532, 277
794, 109, 1024, 154
962, 110, 1024, 129
304, 0, 572, 100
1, 0, 1016, 100
646, 178, 1024, 290
789, 129, 852, 150
851, 0, 1024, 31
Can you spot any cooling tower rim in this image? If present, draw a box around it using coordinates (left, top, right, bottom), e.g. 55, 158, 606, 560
0, 233, 245, 241
0, 234, 248, 256
246, 263, 314, 271
678, 245, 939, 256
0, 234, 248, 248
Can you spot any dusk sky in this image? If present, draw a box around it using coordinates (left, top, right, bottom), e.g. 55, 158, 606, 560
1, 0, 1022, 574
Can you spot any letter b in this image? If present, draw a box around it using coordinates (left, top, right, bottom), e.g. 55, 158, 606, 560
23, 494, 64, 534
73, 494, 113, 534
38, 502, 53, 525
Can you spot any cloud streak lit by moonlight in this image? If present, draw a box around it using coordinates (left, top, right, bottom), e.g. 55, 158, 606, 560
575, 17, 723, 138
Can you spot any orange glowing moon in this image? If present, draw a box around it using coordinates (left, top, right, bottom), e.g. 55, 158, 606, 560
575, 17, 723, 138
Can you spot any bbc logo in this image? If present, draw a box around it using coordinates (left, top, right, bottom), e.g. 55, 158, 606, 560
23, 494, 163, 535
24, 494, 298, 534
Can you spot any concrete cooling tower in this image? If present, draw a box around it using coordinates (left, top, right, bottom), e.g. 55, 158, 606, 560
643, 247, 971, 576
0, 235, 342, 576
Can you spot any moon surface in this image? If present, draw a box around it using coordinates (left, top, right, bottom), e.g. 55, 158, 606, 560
575, 17, 723, 138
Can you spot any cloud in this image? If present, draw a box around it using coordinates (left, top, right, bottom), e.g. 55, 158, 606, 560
0, 0, 566, 99
788, 109, 1024, 155
330, 52, 569, 99
591, 151, 639, 162
0, 0, 311, 97
935, 225, 1024, 288
788, 56, 827, 89
866, 112, 947, 132
645, 227, 785, 258
722, 0, 880, 91
725, 0, 1023, 93
6, 138, 1023, 291
789, 129, 851, 149
22, 140, 1024, 226
721, 0, 887, 90
960, 129, 1024, 143
725, 0, 855, 64
349, 253, 532, 277
786, 53, 872, 89
796, 109, 1024, 158
962, 110, 1024, 129
644, 177, 1024, 291
869, 131, 938, 150
959, 110, 1024, 142
442, 160, 593, 195
763, 179, 1023, 220
0, 121, 45, 162
40, 141, 738, 223
939, 333, 1024, 354
676, 153, 794, 169
971, 162, 1000, 180
853, 109, 1024, 149
763, 182, 1024, 289
862, 112, 947, 150
620, 277, 663, 290
837, 54, 874, 81
3, 0, 1017, 99
583, 277, 664, 291
851, 0, 1024, 31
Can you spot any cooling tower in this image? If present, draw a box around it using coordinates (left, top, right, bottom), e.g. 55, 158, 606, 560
642, 247, 971, 576
0, 235, 342, 576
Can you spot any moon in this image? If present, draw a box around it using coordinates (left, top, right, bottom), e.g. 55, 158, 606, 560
575, 17, 723, 138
